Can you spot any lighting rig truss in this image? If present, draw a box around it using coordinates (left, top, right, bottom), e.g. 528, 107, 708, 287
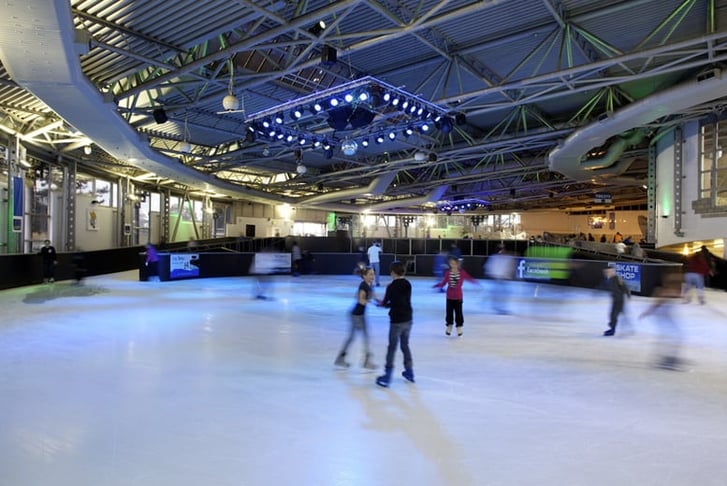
244, 76, 455, 156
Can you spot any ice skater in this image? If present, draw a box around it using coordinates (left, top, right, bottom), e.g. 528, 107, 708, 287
335, 267, 377, 370
484, 245, 516, 314
433, 256, 479, 336
640, 270, 684, 370
375, 261, 414, 387
600, 267, 631, 336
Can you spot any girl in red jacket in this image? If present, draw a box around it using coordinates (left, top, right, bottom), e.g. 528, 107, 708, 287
433, 256, 479, 336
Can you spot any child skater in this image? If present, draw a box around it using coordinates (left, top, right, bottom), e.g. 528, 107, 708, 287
433, 256, 479, 336
600, 267, 631, 336
375, 261, 414, 387
335, 267, 377, 370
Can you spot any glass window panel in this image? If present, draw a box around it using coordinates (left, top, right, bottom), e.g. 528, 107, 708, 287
139, 198, 150, 228
76, 174, 93, 194
151, 193, 160, 212
95, 179, 111, 206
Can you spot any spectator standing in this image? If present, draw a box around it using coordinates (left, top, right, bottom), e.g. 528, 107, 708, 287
367, 241, 382, 286
615, 240, 627, 257
39, 239, 57, 283
631, 242, 645, 260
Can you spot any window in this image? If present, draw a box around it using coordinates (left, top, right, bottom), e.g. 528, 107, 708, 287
74, 174, 116, 207
699, 121, 727, 207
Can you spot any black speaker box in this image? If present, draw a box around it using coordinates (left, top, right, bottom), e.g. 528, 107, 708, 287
321, 46, 337, 65
153, 108, 168, 124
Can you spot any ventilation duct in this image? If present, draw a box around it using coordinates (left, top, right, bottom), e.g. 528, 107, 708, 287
0, 0, 286, 204
548, 69, 727, 182
300, 173, 396, 206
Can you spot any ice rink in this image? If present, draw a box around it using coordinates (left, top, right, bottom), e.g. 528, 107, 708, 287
1, 271, 726, 486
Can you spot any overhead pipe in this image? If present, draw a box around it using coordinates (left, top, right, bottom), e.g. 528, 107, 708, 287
299, 172, 396, 206
548, 68, 727, 182
0, 0, 288, 205
307, 185, 448, 213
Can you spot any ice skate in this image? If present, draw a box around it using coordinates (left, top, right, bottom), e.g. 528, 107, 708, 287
334, 352, 350, 368
376, 368, 392, 387
402, 369, 415, 383
446, 324, 453, 336
362, 353, 377, 371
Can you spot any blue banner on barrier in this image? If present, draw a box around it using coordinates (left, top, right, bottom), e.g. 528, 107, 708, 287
608, 262, 641, 293
170, 253, 200, 279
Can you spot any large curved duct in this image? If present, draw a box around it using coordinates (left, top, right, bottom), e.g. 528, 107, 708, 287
548, 69, 727, 181
299, 172, 397, 206
0, 0, 286, 204
302, 185, 447, 214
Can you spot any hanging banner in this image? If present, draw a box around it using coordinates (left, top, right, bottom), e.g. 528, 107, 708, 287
12, 176, 23, 233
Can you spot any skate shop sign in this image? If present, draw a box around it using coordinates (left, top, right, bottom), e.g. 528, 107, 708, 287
608, 262, 641, 293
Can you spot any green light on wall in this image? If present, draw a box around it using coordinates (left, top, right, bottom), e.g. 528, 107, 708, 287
327, 212, 336, 231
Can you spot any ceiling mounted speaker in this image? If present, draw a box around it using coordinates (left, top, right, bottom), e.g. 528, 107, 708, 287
153, 108, 168, 124
327, 106, 353, 130
349, 107, 376, 128
321, 45, 337, 65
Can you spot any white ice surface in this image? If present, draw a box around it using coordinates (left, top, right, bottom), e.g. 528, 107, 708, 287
1, 272, 726, 486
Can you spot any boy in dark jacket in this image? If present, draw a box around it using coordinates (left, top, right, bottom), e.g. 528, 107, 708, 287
602, 267, 630, 336
375, 261, 414, 387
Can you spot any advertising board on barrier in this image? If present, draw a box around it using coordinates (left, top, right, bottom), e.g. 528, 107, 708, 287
253, 252, 292, 274
515, 258, 572, 281
608, 262, 641, 293
170, 253, 200, 279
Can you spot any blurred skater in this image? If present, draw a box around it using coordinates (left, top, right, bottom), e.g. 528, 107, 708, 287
375, 261, 414, 387
682, 246, 713, 304
433, 250, 448, 292
600, 267, 630, 336
640, 271, 684, 370
334, 267, 377, 370
250, 247, 277, 300
433, 256, 479, 336
144, 243, 159, 282
484, 245, 515, 314
291, 241, 302, 276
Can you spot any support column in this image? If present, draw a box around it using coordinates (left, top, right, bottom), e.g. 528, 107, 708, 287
160, 189, 170, 245
646, 144, 656, 243
62, 157, 77, 251
6, 135, 23, 253
673, 126, 685, 237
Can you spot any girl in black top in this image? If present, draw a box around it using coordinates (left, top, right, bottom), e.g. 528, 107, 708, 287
335, 267, 377, 369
